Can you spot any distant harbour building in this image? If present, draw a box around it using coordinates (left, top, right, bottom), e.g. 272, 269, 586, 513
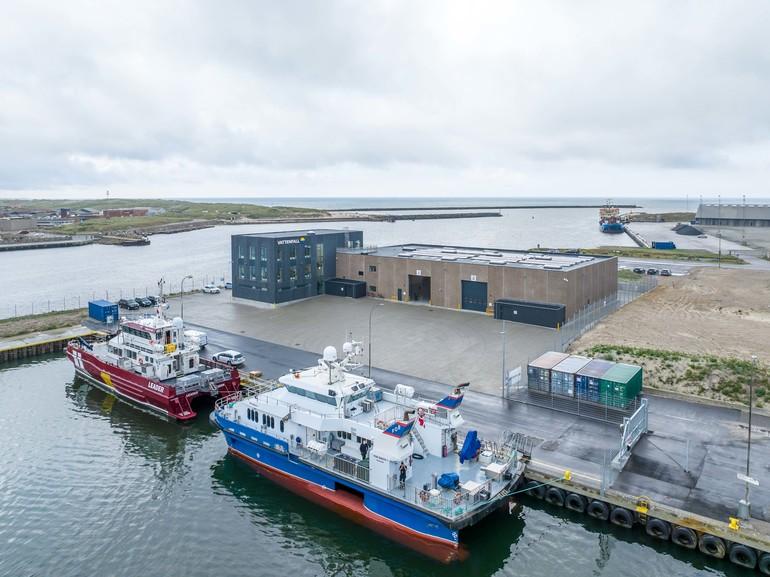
695, 204, 770, 227
231, 229, 364, 306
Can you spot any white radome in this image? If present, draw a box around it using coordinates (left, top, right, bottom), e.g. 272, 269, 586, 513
323, 346, 338, 362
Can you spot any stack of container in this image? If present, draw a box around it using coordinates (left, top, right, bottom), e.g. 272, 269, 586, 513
526, 352, 569, 393
575, 359, 615, 403
528, 352, 643, 409
550, 356, 591, 397
599, 363, 643, 408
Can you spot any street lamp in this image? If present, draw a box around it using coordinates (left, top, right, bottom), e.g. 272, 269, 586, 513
180, 275, 193, 320
500, 320, 507, 394
738, 354, 758, 519
368, 302, 385, 378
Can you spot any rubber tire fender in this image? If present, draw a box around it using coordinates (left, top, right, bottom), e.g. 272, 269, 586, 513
523, 480, 545, 499
758, 552, 770, 576
586, 500, 609, 521
729, 543, 757, 570
645, 518, 671, 541
544, 487, 566, 507
671, 526, 697, 549
698, 534, 726, 559
564, 493, 587, 513
609, 507, 634, 528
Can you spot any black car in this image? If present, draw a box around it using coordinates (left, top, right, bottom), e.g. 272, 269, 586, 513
146, 295, 161, 305
118, 298, 130, 308
632, 267, 645, 274
137, 297, 153, 307
125, 300, 140, 310
646, 268, 659, 275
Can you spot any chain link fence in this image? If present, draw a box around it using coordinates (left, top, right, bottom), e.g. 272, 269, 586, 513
0, 274, 230, 320
504, 276, 658, 424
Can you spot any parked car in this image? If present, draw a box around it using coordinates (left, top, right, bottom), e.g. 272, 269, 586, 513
146, 295, 161, 305
184, 329, 208, 348
632, 267, 645, 274
660, 269, 672, 276
212, 350, 245, 366
202, 284, 221, 294
224, 282, 232, 290
118, 299, 130, 308
125, 299, 140, 310
698, 234, 707, 239
646, 268, 659, 275
136, 297, 153, 307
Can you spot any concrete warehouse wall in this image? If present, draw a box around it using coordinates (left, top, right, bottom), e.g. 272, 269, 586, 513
335, 252, 617, 318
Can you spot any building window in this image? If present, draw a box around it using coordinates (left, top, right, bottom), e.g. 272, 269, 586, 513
238, 264, 246, 279
358, 271, 364, 276
249, 244, 256, 260
304, 244, 311, 258
369, 265, 377, 272
260, 246, 267, 261
304, 264, 311, 278
369, 285, 376, 292
289, 267, 297, 280
289, 246, 296, 260
276, 268, 282, 282
316, 244, 324, 271
249, 265, 257, 281
261, 267, 268, 282
238, 244, 244, 259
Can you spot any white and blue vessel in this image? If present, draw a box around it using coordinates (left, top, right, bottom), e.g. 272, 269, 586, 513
213, 341, 527, 561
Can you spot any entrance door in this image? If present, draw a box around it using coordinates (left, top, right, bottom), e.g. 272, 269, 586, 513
397, 288, 403, 301
408, 275, 431, 303
461, 280, 488, 312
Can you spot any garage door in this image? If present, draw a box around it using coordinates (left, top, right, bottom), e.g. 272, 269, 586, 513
461, 280, 488, 312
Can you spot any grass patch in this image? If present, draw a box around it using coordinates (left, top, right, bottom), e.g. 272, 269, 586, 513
578, 344, 767, 407
0, 309, 88, 339
582, 246, 746, 264
618, 269, 644, 281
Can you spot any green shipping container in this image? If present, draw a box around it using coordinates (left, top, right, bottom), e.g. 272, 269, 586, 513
599, 363, 643, 408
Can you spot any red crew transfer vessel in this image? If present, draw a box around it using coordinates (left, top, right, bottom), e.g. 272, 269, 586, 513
67, 308, 240, 421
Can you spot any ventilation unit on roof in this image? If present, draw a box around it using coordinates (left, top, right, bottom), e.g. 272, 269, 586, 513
402, 246, 417, 251
543, 264, 563, 269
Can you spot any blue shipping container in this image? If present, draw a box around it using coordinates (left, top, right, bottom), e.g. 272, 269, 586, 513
575, 359, 614, 403
88, 299, 119, 323
651, 241, 676, 250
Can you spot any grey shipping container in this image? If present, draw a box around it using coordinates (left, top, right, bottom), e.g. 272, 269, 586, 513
527, 351, 569, 393
325, 278, 366, 298
550, 355, 591, 398
575, 359, 614, 404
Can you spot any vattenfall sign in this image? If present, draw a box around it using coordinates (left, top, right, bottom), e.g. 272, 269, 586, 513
277, 237, 306, 245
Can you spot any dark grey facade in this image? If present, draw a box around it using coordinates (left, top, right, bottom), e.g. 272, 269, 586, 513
232, 229, 364, 305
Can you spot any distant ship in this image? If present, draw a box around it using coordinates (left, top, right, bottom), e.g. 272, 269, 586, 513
67, 305, 240, 421
213, 340, 527, 561
599, 201, 625, 233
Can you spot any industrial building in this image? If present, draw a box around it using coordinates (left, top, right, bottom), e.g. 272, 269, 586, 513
335, 244, 617, 320
231, 229, 364, 306
695, 203, 770, 227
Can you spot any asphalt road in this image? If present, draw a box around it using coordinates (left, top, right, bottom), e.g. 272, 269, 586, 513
195, 322, 770, 526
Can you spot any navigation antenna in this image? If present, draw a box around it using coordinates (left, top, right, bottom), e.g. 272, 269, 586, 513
157, 278, 166, 317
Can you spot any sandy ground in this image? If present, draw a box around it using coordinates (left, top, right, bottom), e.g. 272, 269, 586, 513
571, 267, 770, 364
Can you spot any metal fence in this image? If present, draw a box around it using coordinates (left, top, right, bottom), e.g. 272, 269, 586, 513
504, 277, 657, 424
0, 276, 229, 320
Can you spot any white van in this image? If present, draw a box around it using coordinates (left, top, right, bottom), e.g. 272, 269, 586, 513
184, 329, 208, 348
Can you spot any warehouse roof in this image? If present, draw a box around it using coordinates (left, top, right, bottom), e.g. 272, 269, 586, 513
235, 228, 361, 239
338, 244, 612, 271
696, 204, 770, 220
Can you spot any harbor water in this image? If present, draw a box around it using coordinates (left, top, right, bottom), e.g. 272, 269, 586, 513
0, 356, 748, 577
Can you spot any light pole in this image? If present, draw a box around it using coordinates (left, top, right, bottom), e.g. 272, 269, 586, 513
739, 354, 757, 519
368, 302, 384, 378
180, 275, 193, 319
500, 320, 507, 394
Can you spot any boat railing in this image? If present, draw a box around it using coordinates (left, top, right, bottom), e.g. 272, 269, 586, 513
214, 379, 281, 413
388, 476, 495, 520
293, 445, 371, 484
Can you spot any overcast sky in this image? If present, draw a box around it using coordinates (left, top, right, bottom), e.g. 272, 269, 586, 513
1, 1, 769, 199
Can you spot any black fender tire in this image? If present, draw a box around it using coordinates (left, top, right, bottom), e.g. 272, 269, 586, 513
565, 493, 587, 513
523, 480, 545, 499
587, 500, 610, 521
671, 525, 697, 549
729, 543, 757, 569
758, 552, 770, 576
544, 487, 565, 507
609, 507, 634, 528
645, 518, 671, 541
698, 534, 726, 559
